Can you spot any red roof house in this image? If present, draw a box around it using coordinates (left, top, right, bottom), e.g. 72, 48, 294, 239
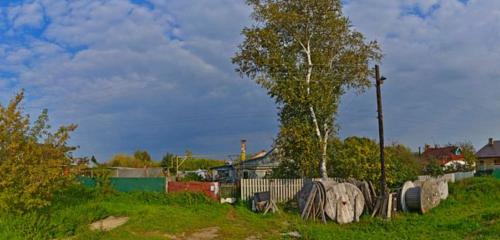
422, 145, 464, 166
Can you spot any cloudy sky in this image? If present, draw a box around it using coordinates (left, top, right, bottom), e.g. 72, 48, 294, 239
0, 0, 499, 161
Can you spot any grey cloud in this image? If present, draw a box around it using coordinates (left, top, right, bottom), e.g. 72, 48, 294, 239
3, 0, 500, 160
2, 0, 276, 161
341, 0, 500, 149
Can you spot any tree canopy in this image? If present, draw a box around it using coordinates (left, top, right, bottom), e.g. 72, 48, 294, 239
108, 151, 155, 168
328, 137, 420, 187
233, 0, 380, 178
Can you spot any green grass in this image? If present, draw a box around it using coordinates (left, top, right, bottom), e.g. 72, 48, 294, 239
0, 177, 498, 240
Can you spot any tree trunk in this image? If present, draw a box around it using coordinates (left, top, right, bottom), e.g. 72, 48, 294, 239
320, 143, 328, 179
319, 124, 330, 179
301, 39, 330, 179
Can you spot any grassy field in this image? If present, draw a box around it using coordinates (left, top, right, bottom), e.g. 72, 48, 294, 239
0, 177, 498, 240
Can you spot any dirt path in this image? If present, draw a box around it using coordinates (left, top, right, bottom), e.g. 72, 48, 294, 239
164, 227, 220, 240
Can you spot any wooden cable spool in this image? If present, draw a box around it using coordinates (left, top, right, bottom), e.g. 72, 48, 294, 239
404, 180, 441, 214
400, 181, 415, 212
437, 179, 449, 200
345, 180, 375, 213
299, 180, 365, 224
404, 186, 421, 212
421, 180, 441, 213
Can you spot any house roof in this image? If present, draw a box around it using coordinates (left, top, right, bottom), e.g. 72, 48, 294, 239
249, 150, 268, 159
210, 164, 234, 171
476, 140, 500, 158
237, 148, 275, 165
422, 146, 463, 164
210, 148, 277, 170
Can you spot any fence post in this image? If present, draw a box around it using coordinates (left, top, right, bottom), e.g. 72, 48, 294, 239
165, 177, 169, 193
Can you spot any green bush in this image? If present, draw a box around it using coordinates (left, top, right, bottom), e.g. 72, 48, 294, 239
328, 137, 420, 187
0, 91, 77, 213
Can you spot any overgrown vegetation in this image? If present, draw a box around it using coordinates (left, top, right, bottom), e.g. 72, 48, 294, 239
328, 137, 420, 187
107, 151, 224, 175
0, 91, 77, 213
274, 137, 420, 187
1, 177, 497, 239
107, 150, 156, 168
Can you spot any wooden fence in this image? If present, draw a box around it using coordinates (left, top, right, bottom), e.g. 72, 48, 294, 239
241, 179, 306, 202
240, 178, 344, 202
418, 171, 475, 183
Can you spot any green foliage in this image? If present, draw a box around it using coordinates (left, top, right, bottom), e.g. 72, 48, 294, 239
424, 157, 446, 176
274, 122, 322, 178
161, 151, 223, 178
180, 172, 204, 182
0, 91, 77, 213
107, 151, 156, 168
233, 0, 381, 178
133, 150, 152, 164
160, 152, 176, 176
327, 136, 419, 187
178, 158, 225, 171
457, 141, 477, 170
92, 165, 114, 196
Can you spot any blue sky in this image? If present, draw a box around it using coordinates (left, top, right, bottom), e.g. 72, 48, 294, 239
1, 0, 499, 161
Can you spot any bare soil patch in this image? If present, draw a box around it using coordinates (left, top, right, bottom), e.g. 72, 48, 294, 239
89, 216, 129, 231
164, 227, 220, 240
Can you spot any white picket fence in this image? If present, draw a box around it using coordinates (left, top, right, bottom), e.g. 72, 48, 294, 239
240, 179, 306, 202
240, 178, 346, 202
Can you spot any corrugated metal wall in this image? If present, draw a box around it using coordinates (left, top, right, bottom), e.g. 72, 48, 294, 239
79, 177, 166, 192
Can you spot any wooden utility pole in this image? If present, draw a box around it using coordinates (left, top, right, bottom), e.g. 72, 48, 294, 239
375, 65, 387, 195
175, 156, 187, 179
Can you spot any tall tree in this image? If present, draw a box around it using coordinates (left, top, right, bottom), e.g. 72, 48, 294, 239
161, 152, 176, 176
233, 0, 380, 178
134, 150, 152, 165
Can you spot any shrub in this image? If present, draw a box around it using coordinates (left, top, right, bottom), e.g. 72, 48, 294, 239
328, 137, 420, 187
0, 91, 77, 213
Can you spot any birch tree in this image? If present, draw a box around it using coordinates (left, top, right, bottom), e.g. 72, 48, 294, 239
233, 0, 380, 178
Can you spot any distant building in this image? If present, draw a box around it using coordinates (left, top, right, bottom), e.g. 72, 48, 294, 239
211, 140, 280, 182
476, 138, 500, 171
422, 145, 465, 167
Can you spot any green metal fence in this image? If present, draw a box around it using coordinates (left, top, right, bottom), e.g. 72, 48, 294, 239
79, 177, 166, 192
494, 169, 500, 179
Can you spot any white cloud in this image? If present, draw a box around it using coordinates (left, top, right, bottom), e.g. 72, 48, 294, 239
8, 2, 44, 29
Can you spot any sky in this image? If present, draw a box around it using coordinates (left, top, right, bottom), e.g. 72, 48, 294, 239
0, 0, 499, 161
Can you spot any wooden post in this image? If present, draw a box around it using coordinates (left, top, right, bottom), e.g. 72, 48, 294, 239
375, 65, 387, 195
165, 177, 169, 193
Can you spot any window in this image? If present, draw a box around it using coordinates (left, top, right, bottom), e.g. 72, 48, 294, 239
243, 171, 249, 179
495, 159, 500, 165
